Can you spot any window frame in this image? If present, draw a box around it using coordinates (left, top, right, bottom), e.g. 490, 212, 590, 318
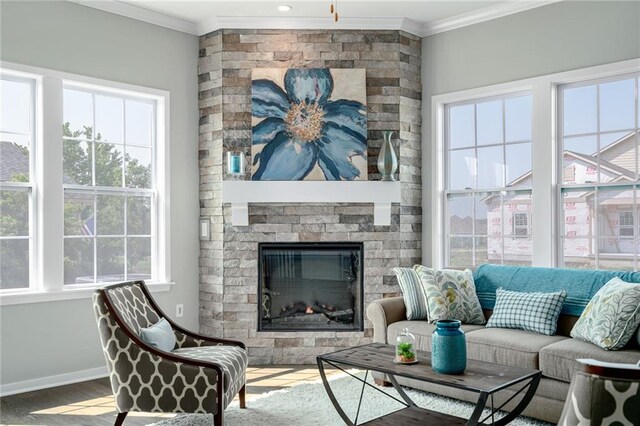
0, 62, 172, 305
0, 70, 38, 292
557, 74, 639, 270
443, 91, 534, 268
430, 58, 640, 270
61, 83, 158, 288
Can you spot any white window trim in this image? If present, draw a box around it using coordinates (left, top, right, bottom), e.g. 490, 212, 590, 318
430, 58, 640, 269
0, 61, 173, 306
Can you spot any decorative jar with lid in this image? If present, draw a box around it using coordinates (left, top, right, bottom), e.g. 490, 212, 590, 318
395, 328, 417, 364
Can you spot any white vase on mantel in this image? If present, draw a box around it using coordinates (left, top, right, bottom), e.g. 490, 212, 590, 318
377, 130, 398, 181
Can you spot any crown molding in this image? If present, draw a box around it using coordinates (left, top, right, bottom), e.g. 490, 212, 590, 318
67, 0, 563, 39
198, 16, 424, 37
67, 0, 198, 35
422, 0, 563, 37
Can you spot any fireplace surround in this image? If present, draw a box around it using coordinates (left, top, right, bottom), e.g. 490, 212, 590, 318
198, 28, 422, 364
258, 242, 364, 332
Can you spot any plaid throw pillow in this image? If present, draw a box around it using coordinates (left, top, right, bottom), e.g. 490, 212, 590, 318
393, 267, 429, 320
486, 288, 567, 335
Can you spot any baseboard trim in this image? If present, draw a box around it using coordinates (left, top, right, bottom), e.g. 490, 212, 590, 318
0, 366, 109, 397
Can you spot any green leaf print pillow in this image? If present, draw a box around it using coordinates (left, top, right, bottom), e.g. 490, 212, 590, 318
571, 277, 640, 350
413, 265, 485, 325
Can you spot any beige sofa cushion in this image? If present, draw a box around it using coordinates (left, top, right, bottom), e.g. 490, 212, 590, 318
388, 321, 485, 352
539, 338, 640, 383
465, 328, 568, 369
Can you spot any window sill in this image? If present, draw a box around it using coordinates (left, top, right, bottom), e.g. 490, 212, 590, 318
0, 282, 174, 306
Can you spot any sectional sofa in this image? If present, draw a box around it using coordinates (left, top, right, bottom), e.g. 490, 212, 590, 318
367, 264, 640, 423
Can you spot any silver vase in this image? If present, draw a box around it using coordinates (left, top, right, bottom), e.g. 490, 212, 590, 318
377, 130, 398, 181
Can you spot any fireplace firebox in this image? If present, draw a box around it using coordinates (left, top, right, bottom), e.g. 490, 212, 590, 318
258, 242, 364, 332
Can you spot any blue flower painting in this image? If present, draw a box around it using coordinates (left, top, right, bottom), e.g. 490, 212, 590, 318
251, 68, 367, 181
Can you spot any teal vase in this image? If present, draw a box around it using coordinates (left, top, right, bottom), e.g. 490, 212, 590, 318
431, 319, 466, 375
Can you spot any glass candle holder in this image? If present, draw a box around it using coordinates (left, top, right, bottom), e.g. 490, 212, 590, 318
395, 327, 417, 364
227, 151, 244, 176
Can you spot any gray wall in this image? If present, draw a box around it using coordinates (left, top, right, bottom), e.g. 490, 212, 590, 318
421, 0, 640, 264
0, 1, 199, 386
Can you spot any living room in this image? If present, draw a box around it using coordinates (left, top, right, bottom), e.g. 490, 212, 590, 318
0, 0, 639, 425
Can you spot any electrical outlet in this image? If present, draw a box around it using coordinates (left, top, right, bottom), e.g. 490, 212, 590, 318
176, 304, 184, 318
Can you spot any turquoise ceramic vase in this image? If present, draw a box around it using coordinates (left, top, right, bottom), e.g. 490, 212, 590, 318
431, 319, 466, 375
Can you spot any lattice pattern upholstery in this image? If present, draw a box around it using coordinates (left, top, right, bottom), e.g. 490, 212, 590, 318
173, 346, 248, 407
93, 283, 248, 417
105, 281, 212, 349
104, 282, 160, 334
174, 331, 210, 349
559, 369, 639, 425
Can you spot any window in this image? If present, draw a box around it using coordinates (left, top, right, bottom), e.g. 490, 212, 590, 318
513, 212, 530, 238
0, 74, 35, 290
63, 87, 155, 285
0, 62, 169, 302
434, 60, 639, 271
619, 212, 635, 238
445, 93, 533, 268
559, 75, 639, 270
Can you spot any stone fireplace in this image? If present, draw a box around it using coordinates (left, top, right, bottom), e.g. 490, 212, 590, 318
258, 242, 364, 332
198, 28, 422, 364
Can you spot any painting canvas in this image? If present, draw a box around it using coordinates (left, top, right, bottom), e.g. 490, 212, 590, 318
251, 68, 367, 181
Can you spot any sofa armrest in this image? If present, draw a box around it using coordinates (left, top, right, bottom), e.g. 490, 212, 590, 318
366, 297, 407, 344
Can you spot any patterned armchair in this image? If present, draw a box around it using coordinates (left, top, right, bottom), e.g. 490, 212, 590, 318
93, 281, 248, 426
558, 358, 640, 425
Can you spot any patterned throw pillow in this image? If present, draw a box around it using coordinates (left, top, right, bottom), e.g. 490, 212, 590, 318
393, 267, 429, 320
413, 265, 485, 325
571, 277, 640, 350
486, 288, 566, 335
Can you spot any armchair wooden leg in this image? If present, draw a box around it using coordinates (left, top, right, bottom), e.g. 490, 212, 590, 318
114, 412, 128, 426
239, 385, 246, 409
214, 411, 223, 426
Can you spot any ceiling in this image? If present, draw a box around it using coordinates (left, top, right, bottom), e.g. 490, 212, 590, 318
70, 0, 561, 36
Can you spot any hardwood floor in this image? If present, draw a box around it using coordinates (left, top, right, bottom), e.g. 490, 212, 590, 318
0, 365, 340, 426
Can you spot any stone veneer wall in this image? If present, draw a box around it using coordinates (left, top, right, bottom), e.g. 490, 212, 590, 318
198, 29, 422, 364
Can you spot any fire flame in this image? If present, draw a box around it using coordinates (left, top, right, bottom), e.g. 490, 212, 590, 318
305, 306, 314, 314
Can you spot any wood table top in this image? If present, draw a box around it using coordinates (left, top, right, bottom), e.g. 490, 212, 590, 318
318, 342, 540, 394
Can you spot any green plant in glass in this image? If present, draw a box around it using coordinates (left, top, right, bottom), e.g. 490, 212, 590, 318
396, 342, 416, 363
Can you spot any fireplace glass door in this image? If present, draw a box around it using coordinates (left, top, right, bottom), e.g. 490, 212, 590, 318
258, 242, 364, 331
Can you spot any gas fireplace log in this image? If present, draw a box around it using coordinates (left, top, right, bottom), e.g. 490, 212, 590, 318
311, 304, 333, 315
280, 301, 307, 317
324, 309, 354, 323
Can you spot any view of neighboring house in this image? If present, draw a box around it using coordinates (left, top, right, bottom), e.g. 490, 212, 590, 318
483, 130, 639, 269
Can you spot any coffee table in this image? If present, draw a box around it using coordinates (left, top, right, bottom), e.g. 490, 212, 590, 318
317, 342, 541, 426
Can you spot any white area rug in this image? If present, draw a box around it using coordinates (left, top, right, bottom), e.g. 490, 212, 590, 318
149, 371, 552, 426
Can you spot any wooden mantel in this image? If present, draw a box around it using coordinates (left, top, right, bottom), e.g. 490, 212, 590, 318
222, 181, 402, 226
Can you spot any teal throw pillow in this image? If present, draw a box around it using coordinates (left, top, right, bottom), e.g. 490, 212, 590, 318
486, 288, 566, 335
571, 277, 640, 350
393, 267, 429, 320
139, 318, 176, 352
